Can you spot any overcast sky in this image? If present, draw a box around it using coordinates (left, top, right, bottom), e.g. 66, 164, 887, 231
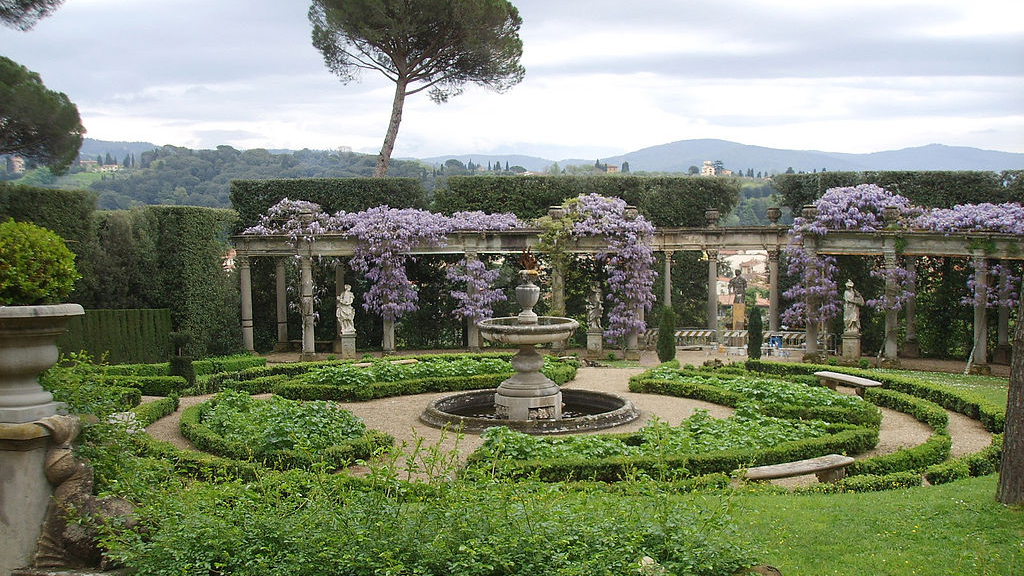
2, 0, 1022, 159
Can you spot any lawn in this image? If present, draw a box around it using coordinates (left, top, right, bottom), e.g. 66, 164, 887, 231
735, 475, 1023, 575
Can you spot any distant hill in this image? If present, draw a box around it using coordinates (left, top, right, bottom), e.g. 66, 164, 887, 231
81, 137, 1024, 175
419, 139, 1024, 174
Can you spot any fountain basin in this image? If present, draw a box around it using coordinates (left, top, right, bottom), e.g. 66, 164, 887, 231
420, 388, 639, 434
476, 316, 579, 345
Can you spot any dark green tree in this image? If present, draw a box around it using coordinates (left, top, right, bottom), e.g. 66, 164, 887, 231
747, 306, 763, 359
0, 56, 83, 174
656, 306, 677, 363
621, 161, 630, 173
1, 0, 64, 30
310, 0, 525, 177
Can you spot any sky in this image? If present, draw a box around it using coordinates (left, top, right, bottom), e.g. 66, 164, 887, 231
2, 0, 1023, 160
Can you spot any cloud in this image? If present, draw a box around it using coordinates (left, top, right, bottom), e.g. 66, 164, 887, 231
1, 0, 1021, 156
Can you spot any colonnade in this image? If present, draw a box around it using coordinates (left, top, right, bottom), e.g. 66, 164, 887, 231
235, 221, 1021, 370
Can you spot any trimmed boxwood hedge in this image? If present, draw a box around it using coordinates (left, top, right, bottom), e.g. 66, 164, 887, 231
475, 426, 879, 482
131, 396, 179, 426
178, 403, 393, 471
744, 359, 1006, 432
924, 434, 1003, 485
846, 432, 951, 477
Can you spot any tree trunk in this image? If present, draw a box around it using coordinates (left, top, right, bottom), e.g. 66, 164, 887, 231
997, 282, 1024, 504
374, 79, 407, 178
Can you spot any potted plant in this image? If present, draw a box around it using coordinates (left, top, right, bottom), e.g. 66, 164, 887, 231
0, 219, 83, 423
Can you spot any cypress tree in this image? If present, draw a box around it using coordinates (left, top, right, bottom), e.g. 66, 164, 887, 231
747, 306, 763, 359
656, 306, 677, 363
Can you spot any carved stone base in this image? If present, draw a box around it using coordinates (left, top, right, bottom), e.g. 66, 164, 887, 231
494, 390, 562, 421
586, 331, 604, 359
842, 333, 861, 360
333, 333, 356, 359
993, 344, 1011, 365
902, 339, 920, 359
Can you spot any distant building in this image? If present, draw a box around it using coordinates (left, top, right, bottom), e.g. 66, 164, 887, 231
606, 165, 619, 173
99, 164, 122, 173
700, 160, 715, 176
79, 159, 98, 172
7, 156, 25, 174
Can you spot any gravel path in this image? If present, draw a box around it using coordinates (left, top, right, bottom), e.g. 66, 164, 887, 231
144, 362, 993, 486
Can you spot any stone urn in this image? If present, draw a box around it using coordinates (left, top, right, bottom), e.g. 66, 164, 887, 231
0, 304, 84, 423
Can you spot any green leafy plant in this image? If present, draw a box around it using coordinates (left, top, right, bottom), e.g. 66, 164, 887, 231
656, 306, 677, 362
0, 218, 79, 304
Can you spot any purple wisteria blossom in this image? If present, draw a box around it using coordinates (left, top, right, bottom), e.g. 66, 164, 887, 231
865, 266, 916, 312
783, 184, 915, 326
565, 194, 657, 344
243, 198, 334, 244
962, 262, 1022, 309
446, 258, 507, 322
914, 202, 1024, 235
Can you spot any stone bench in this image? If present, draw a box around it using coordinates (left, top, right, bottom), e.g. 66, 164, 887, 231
813, 370, 882, 397
743, 454, 855, 483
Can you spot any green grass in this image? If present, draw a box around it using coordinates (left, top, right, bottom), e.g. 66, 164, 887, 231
876, 368, 1009, 406
735, 475, 1023, 575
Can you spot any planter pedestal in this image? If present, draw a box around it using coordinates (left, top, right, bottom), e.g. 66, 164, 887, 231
0, 304, 84, 424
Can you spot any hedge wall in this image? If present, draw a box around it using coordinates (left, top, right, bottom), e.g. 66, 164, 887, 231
0, 183, 99, 300
432, 175, 742, 226
771, 170, 1024, 213
58, 308, 172, 364
229, 178, 429, 232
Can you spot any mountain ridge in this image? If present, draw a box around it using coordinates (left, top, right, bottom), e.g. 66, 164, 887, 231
80, 138, 1024, 174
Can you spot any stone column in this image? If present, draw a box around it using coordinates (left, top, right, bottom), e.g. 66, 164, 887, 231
994, 261, 1012, 364
382, 318, 395, 355
767, 249, 780, 333
275, 258, 289, 351
662, 251, 673, 307
239, 256, 254, 352
903, 256, 920, 358
707, 248, 719, 341
466, 252, 481, 353
800, 206, 820, 360
970, 256, 989, 372
882, 248, 899, 364
299, 253, 315, 361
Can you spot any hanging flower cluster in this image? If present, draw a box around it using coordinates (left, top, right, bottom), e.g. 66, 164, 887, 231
245, 200, 521, 322
783, 184, 917, 327
962, 262, 1022, 309
243, 198, 334, 245
914, 202, 1024, 236
865, 266, 917, 312
446, 258, 506, 322
565, 194, 657, 343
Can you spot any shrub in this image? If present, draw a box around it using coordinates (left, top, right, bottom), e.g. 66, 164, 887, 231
656, 306, 677, 362
0, 218, 79, 305
747, 306, 763, 360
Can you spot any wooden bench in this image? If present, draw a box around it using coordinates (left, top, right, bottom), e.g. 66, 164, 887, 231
813, 370, 882, 397
743, 454, 855, 483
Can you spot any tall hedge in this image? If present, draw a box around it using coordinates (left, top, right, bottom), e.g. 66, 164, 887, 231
771, 170, 1024, 212
229, 178, 429, 232
0, 182, 99, 301
58, 309, 172, 364
144, 206, 240, 357
432, 175, 741, 226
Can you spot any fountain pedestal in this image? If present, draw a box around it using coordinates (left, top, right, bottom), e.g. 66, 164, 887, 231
478, 270, 578, 422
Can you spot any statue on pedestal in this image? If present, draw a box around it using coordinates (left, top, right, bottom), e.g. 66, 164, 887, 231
728, 271, 747, 304
336, 284, 356, 334
586, 282, 603, 332
843, 280, 865, 335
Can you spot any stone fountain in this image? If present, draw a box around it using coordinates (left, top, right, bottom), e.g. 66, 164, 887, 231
421, 253, 638, 434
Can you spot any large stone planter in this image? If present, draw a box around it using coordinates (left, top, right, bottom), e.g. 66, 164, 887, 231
0, 304, 84, 424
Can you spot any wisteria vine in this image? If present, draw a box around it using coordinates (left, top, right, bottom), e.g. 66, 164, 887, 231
245, 200, 521, 322
784, 185, 1023, 326
563, 194, 657, 343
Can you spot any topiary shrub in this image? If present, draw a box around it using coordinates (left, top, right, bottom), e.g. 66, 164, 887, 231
168, 331, 196, 387
747, 306, 763, 359
0, 218, 79, 305
656, 306, 677, 363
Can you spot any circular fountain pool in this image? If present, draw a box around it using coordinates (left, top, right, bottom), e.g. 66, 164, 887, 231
420, 388, 639, 434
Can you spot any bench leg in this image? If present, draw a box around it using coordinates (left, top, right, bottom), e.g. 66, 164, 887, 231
819, 379, 837, 391
815, 467, 847, 483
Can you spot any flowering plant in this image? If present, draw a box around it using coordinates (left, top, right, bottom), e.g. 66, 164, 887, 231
562, 194, 657, 343
446, 257, 506, 322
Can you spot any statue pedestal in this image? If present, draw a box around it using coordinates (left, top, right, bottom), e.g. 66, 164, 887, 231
842, 332, 861, 361
0, 420, 69, 575
732, 304, 746, 330
334, 333, 356, 359
586, 330, 604, 359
